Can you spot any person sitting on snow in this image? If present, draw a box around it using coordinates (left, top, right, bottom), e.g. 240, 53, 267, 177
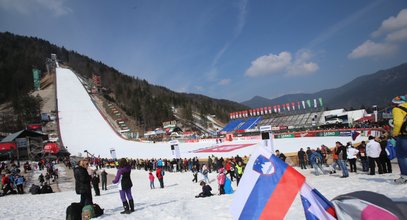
195, 181, 213, 198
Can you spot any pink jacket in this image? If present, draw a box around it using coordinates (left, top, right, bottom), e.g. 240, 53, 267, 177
149, 173, 155, 181
217, 173, 226, 185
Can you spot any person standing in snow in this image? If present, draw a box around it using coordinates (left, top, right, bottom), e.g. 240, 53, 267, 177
366, 136, 383, 175
101, 169, 108, 190
149, 171, 155, 189
347, 142, 359, 173
235, 161, 244, 186
156, 166, 164, 188
217, 168, 226, 195
391, 95, 407, 184
298, 148, 307, 169
112, 158, 134, 214
335, 141, 349, 178
91, 171, 100, 196
74, 159, 93, 206
310, 150, 325, 176
202, 164, 209, 183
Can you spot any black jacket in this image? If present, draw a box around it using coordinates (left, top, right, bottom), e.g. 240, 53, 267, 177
336, 145, 348, 160
298, 150, 306, 161
74, 166, 91, 194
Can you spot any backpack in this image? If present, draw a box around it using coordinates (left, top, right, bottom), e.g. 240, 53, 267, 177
386, 139, 397, 160
29, 184, 41, 195
93, 203, 104, 218
66, 203, 83, 220
41, 185, 53, 194
396, 106, 407, 135
82, 204, 95, 220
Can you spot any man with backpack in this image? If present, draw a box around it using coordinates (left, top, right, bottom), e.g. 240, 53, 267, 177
392, 95, 407, 184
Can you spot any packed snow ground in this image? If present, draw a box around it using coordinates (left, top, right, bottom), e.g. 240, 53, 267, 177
0, 162, 406, 220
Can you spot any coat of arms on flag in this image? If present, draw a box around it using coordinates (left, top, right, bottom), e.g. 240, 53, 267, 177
253, 155, 275, 175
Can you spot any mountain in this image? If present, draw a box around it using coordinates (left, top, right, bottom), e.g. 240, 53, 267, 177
242, 63, 407, 110
0, 32, 247, 131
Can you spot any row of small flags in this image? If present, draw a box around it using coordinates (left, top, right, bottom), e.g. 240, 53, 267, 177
230, 98, 324, 119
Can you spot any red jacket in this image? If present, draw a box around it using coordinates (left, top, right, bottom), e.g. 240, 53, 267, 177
225, 162, 231, 171
2, 175, 10, 185
156, 168, 163, 179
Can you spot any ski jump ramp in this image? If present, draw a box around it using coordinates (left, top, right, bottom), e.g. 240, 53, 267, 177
56, 67, 364, 159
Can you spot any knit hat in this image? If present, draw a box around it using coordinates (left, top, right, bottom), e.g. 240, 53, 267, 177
392, 95, 407, 105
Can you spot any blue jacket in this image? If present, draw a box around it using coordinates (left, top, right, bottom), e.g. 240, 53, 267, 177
15, 176, 25, 185
310, 152, 322, 165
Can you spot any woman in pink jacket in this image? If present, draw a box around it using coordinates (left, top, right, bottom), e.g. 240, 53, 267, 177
217, 168, 226, 195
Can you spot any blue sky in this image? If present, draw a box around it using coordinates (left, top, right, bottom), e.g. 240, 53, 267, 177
1, 0, 407, 103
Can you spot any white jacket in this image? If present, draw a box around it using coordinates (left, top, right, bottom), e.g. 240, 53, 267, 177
347, 147, 359, 159
366, 140, 381, 158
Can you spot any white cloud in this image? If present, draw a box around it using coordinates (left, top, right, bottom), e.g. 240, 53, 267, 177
0, 0, 72, 16
372, 9, 407, 38
349, 8, 407, 59
287, 50, 319, 76
245, 50, 319, 77
245, 52, 292, 77
385, 27, 407, 42
348, 40, 397, 59
212, 0, 248, 66
218, 79, 231, 85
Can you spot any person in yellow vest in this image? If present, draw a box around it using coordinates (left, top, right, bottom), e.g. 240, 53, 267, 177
235, 161, 244, 186
392, 95, 407, 184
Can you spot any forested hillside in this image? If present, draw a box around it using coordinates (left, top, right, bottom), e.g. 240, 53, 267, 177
0, 32, 246, 130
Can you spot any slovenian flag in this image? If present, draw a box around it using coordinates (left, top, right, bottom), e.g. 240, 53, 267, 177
351, 130, 360, 141
300, 182, 337, 220
231, 146, 305, 219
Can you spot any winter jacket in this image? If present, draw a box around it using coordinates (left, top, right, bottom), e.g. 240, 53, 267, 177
101, 171, 107, 181
336, 145, 348, 160
366, 140, 381, 158
15, 176, 25, 185
201, 185, 212, 196
235, 164, 243, 175
149, 173, 155, 181
347, 147, 359, 160
2, 175, 10, 185
392, 102, 407, 137
217, 173, 226, 185
74, 166, 91, 194
112, 165, 133, 190
156, 168, 163, 179
298, 150, 306, 161
309, 152, 322, 165
91, 174, 100, 185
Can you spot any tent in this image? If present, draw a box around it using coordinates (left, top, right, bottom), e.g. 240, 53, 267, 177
43, 142, 60, 154
0, 142, 16, 152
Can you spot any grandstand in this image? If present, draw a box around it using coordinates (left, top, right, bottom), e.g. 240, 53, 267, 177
220, 119, 244, 132
220, 107, 372, 134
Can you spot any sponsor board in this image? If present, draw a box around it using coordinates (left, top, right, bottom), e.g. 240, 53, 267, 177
194, 143, 256, 153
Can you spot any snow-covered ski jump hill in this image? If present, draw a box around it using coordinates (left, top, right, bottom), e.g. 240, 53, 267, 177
56, 67, 366, 159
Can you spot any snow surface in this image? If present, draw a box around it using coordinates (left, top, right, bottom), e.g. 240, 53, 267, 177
0, 164, 406, 219
55, 67, 366, 159
22, 67, 405, 220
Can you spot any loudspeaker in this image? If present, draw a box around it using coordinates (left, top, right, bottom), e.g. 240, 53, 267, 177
261, 132, 270, 140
